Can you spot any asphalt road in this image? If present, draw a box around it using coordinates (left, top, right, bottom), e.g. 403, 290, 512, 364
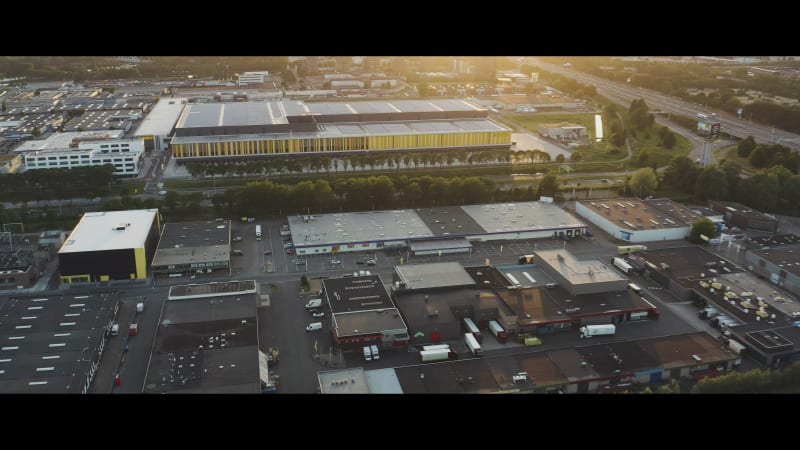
528, 58, 800, 151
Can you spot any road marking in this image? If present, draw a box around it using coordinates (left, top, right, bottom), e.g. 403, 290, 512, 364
28, 381, 48, 386
36, 367, 55, 372
48, 343, 66, 348
42, 355, 60, 360
21, 316, 37, 320
59, 322, 76, 326
31, 298, 48, 302
8, 336, 24, 340
2, 346, 19, 351
27, 306, 43, 310
53, 333, 71, 337
15, 325, 31, 329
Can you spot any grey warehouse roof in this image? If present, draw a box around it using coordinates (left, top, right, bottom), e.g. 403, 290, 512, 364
395, 262, 476, 290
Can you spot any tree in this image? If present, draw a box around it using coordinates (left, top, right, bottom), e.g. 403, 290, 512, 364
32, 127, 42, 138
628, 167, 658, 198
537, 174, 560, 198
663, 156, 700, 193
570, 151, 582, 162
1, 101, 6, 112
555, 154, 565, 163
737, 135, 757, 158
693, 166, 728, 201
690, 218, 718, 244
661, 129, 676, 149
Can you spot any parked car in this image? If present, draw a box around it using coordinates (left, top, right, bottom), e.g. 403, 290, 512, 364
311, 311, 325, 318
306, 322, 322, 332
286, 249, 296, 256
365, 259, 376, 266
294, 258, 306, 265
330, 258, 341, 265
263, 250, 272, 255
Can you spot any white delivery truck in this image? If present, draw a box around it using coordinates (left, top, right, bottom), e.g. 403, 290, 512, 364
579, 324, 616, 339
419, 349, 450, 363
362, 346, 372, 361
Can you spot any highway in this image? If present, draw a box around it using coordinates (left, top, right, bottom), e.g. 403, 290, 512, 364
528, 58, 800, 152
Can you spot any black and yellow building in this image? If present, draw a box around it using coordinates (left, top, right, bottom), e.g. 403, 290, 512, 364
58, 209, 160, 283
169, 99, 512, 161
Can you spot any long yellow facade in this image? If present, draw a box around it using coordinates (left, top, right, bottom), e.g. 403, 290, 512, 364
171, 130, 512, 159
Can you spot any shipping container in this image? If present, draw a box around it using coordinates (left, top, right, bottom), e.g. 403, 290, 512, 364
488, 320, 507, 343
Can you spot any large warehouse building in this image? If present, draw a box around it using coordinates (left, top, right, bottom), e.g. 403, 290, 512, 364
289, 201, 586, 255
576, 198, 701, 243
58, 209, 160, 283
169, 99, 511, 160
150, 220, 232, 278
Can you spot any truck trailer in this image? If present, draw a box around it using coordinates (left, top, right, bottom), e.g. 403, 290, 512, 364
420, 349, 450, 363
612, 257, 634, 274
488, 320, 507, 343
465, 333, 482, 356
579, 324, 616, 339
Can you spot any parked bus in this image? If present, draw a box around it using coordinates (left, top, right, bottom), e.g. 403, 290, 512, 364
617, 245, 647, 255
462, 317, 482, 343
255, 225, 262, 240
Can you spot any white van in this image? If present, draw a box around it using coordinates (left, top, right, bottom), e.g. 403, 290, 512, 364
306, 322, 322, 332
370, 344, 380, 360
362, 346, 372, 361
111, 323, 119, 336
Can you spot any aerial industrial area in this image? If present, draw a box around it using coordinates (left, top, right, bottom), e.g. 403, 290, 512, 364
2, 56, 800, 394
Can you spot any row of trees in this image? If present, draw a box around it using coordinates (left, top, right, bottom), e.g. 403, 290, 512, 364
737, 138, 800, 173
182, 148, 551, 179
662, 155, 800, 214
211, 174, 557, 218
692, 361, 800, 394
0, 165, 116, 202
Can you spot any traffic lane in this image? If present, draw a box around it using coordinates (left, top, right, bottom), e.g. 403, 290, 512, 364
115, 292, 167, 393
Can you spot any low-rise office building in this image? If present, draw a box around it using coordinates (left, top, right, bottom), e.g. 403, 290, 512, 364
150, 220, 231, 278
576, 198, 699, 242
15, 130, 144, 176
709, 200, 779, 233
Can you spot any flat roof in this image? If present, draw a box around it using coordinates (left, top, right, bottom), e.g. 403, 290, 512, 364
578, 198, 689, 231
364, 368, 404, 394
16, 130, 126, 152
176, 101, 288, 128
322, 275, 394, 314
396, 288, 506, 330
168, 280, 257, 301
535, 249, 627, 286
645, 198, 703, 225
290, 210, 434, 248
144, 285, 259, 394
134, 97, 187, 137
629, 246, 742, 288
415, 206, 486, 237
706, 271, 800, 320
462, 202, 585, 234
151, 220, 231, 268
391, 331, 737, 393
171, 119, 508, 145
497, 264, 557, 289
63, 109, 140, 132
745, 234, 800, 249
711, 201, 777, 222
333, 308, 407, 337
464, 265, 514, 289
318, 368, 369, 394
751, 246, 800, 277
0, 291, 118, 393
395, 262, 476, 290
59, 209, 157, 254
162, 294, 257, 326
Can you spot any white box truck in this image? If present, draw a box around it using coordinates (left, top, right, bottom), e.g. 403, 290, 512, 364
579, 324, 616, 339
370, 344, 380, 360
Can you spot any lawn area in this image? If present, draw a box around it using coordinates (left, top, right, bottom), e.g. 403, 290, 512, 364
507, 113, 598, 132
628, 125, 692, 168
714, 145, 756, 173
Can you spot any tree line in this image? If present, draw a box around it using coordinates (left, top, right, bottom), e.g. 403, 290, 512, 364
0, 165, 116, 203
210, 174, 558, 219
182, 148, 546, 178
661, 148, 800, 215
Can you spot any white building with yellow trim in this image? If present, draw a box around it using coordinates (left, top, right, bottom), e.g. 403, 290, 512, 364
58, 209, 161, 283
